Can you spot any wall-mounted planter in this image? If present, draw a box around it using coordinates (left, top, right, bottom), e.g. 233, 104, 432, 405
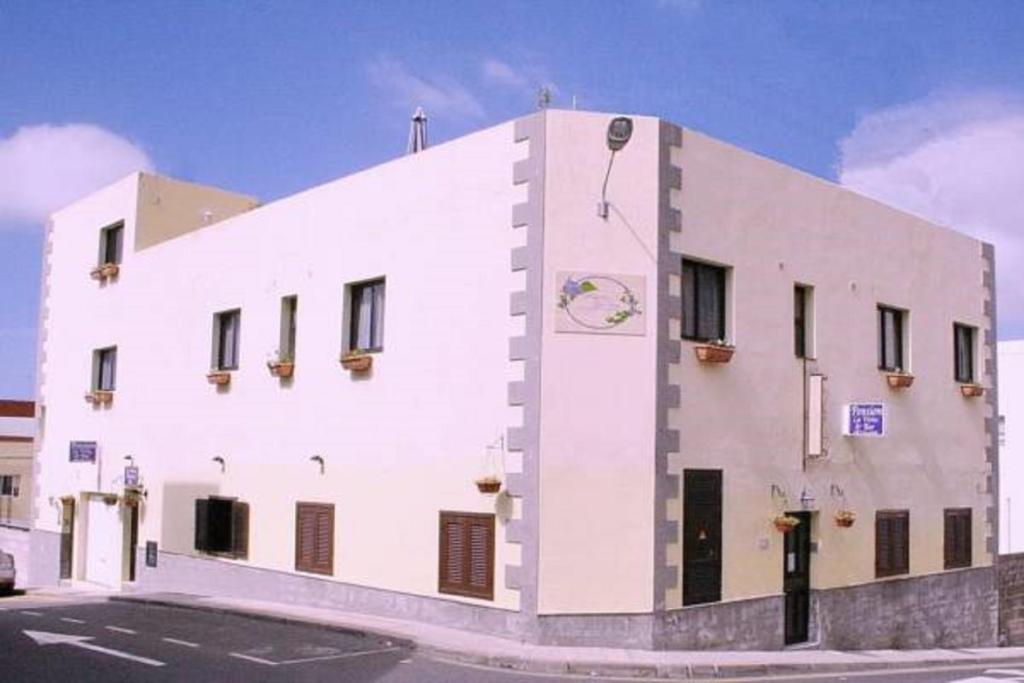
772, 515, 801, 533
694, 344, 735, 363
90, 263, 120, 281
835, 511, 856, 528
84, 390, 114, 405
886, 372, 914, 389
475, 477, 502, 494
101, 494, 119, 506
340, 353, 373, 373
960, 384, 985, 398
267, 361, 294, 378
207, 371, 232, 386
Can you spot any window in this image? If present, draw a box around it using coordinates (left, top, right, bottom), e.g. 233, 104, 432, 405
194, 497, 249, 559
212, 309, 241, 371
99, 221, 124, 266
92, 347, 117, 391
683, 469, 722, 606
682, 259, 727, 342
875, 510, 909, 578
954, 324, 975, 383
438, 511, 494, 600
279, 295, 298, 361
0, 475, 20, 497
878, 306, 906, 372
347, 279, 385, 352
944, 508, 972, 569
295, 502, 333, 575
794, 285, 813, 358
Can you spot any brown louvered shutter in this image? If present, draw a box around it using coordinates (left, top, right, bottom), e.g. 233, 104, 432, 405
876, 510, 909, 578
944, 508, 972, 569
439, 511, 494, 600
231, 501, 249, 560
295, 503, 334, 575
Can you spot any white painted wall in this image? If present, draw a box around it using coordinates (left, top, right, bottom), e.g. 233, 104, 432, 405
37, 122, 526, 609
1000, 340, 1024, 552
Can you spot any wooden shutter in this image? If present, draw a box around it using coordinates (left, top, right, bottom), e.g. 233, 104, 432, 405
683, 469, 723, 606
944, 508, 972, 569
438, 511, 494, 600
295, 503, 334, 575
876, 510, 909, 577
194, 498, 210, 552
231, 501, 249, 559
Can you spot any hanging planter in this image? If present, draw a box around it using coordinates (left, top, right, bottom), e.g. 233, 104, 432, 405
886, 372, 914, 389
207, 370, 232, 386
772, 514, 801, 533
960, 384, 985, 398
475, 476, 502, 494
340, 350, 373, 373
835, 510, 856, 528
694, 342, 735, 364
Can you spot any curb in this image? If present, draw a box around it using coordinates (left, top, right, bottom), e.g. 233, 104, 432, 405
110, 595, 1024, 680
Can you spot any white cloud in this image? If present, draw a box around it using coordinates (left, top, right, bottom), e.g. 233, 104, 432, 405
481, 59, 529, 90
838, 92, 1024, 337
0, 123, 154, 227
367, 57, 485, 120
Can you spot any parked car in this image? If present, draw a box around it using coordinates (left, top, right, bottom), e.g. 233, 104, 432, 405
0, 549, 15, 595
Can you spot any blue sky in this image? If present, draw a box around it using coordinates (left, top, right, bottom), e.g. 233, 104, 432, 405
2, 1, 1024, 398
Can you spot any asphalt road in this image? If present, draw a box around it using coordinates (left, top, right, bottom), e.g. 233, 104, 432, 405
3, 594, 1024, 682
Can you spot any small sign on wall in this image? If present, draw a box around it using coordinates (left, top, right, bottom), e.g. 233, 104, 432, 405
69, 441, 97, 463
842, 403, 886, 437
124, 466, 140, 487
554, 272, 645, 336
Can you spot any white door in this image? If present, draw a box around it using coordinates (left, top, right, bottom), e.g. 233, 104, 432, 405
85, 497, 122, 588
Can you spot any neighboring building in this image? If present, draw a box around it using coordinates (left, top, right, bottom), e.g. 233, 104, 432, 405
31, 110, 997, 650
1000, 341, 1024, 553
0, 400, 34, 528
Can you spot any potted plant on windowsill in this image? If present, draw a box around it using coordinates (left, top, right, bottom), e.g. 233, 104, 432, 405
772, 514, 801, 533
835, 509, 856, 528
84, 390, 114, 405
960, 384, 985, 398
89, 263, 120, 281
694, 339, 735, 363
340, 349, 373, 373
885, 371, 914, 389
207, 370, 232, 385
475, 476, 502, 494
266, 350, 294, 378
101, 493, 119, 506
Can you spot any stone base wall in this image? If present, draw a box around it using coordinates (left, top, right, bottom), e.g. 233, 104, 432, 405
656, 595, 783, 650
816, 567, 997, 650
133, 549, 528, 639
998, 553, 1024, 645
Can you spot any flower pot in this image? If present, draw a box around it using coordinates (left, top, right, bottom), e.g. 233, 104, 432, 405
207, 371, 232, 386
99, 263, 120, 279
102, 494, 119, 506
94, 390, 113, 405
694, 345, 734, 363
89, 267, 104, 281
267, 361, 294, 378
960, 384, 985, 398
773, 517, 800, 533
835, 513, 856, 528
886, 373, 914, 389
475, 479, 502, 494
341, 354, 373, 373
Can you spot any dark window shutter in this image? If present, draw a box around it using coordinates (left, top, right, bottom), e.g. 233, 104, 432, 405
295, 503, 334, 575
683, 469, 723, 606
876, 511, 909, 577
194, 498, 210, 552
231, 501, 249, 559
439, 511, 494, 600
944, 508, 972, 569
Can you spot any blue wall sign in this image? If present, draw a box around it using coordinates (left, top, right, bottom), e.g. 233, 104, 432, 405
69, 441, 97, 463
124, 466, 139, 486
843, 403, 885, 437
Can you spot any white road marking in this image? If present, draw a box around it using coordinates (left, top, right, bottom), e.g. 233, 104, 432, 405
985, 671, 1024, 677
105, 626, 136, 634
229, 652, 278, 666
277, 647, 401, 665
162, 637, 199, 648
20, 611, 43, 616
23, 630, 164, 667
60, 618, 86, 624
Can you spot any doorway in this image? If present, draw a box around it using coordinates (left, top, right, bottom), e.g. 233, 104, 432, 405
783, 511, 812, 645
84, 496, 123, 588
59, 498, 75, 580
682, 469, 722, 606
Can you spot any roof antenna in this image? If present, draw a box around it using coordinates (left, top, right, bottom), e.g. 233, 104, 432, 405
407, 107, 428, 154
537, 86, 552, 110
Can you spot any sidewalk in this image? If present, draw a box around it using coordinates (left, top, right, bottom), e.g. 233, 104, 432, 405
110, 591, 1024, 680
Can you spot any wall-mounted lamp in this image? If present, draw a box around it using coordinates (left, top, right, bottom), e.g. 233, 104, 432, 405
597, 116, 634, 219
310, 454, 325, 475
212, 456, 225, 473
799, 488, 816, 510
124, 455, 135, 466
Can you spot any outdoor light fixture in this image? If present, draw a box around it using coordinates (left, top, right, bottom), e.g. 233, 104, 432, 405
212, 456, 225, 473
123, 455, 135, 465
598, 116, 634, 218
310, 454, 325, 474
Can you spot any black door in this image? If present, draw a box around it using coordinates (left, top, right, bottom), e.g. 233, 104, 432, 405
127, 504, 139, 582
783, 511, 812, 645
682, 469, 722, 606
59, 499, 75, 580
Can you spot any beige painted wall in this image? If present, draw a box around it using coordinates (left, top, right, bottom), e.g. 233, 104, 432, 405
537, 111, 661, 614
135, 174, 259, 250
37, 122, 526, 608
664, 129, 991, 608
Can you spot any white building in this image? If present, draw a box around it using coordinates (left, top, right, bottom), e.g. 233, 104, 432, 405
1000, 341, 1024, 553
30, 110, 998, 649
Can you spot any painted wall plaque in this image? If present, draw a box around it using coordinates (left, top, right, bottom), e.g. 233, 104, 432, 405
555, 272, 645, 336
842, 403, 885, 437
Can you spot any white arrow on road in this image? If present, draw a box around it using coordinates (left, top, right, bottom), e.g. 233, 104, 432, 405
23, 630, 165, 667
